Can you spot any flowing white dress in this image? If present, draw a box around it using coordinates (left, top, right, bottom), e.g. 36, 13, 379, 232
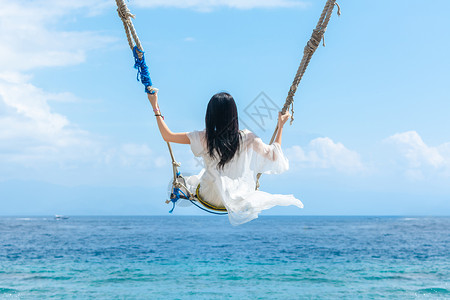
185, 129, 303, 226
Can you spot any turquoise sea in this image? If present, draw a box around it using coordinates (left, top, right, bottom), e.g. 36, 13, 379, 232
0, 216, 449, 299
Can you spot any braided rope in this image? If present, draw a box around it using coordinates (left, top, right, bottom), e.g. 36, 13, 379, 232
283, 0, 337, 119
115, 0, 158, 94
116, 0, 142, 53
256, 0, 340, 190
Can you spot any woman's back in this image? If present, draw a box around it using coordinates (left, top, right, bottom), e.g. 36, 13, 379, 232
185, 128, 302, 225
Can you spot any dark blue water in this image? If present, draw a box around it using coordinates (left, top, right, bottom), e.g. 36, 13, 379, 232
0, 216, 449, 299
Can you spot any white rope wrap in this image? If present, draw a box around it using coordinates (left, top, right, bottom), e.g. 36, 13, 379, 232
147, 86, 159, 93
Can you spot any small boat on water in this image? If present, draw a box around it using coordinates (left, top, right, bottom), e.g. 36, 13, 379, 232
54, 215, 69, 220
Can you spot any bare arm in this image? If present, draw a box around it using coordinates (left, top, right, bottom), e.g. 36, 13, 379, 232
250, 111, 291, 161
147, 92, 190, 144
274, 111, 290, 145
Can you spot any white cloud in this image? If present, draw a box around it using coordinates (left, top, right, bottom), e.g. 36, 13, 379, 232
0, 0, 113, 71
286, 137, 364, 173
133, 0, 308, 12
0, 73, 99, 166
119, 144, 154, 169
155, 155, 169, 168
385, 131, 450, 179
0, 0, 113, 166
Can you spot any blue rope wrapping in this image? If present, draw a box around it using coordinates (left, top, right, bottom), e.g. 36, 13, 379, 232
132, 46, 155, 94
169, 187, 182, 213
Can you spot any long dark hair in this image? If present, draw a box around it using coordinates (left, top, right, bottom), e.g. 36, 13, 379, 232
205, 92, 242, 170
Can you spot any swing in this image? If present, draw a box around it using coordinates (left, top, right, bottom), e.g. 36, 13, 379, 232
115, 0, 340, 214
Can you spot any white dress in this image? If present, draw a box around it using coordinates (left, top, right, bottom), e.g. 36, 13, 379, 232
185, 129, 303, 226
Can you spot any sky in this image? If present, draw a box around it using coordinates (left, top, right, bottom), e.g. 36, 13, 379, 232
0, 0, 449, 216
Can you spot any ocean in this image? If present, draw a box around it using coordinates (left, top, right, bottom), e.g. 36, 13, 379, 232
0, 216, 449, 299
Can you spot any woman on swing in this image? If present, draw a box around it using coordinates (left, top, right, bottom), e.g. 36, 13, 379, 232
148, 91, 303, 225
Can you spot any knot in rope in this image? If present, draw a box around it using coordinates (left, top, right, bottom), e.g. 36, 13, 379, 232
290, 104, 295, 125
305, 29, 323, 53
173, 181, 183, 188
286, 89, 295, 104
117, 3, 135, 22
282, 95, 295, 125
169, 187, 182, 213
172, 161, 181, 167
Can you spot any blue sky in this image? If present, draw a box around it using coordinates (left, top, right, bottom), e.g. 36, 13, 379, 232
0, 0, 449, 216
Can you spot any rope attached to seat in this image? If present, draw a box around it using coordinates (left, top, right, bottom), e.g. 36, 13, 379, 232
255, 0, 340, 190
167, 172, 228, 215
189, 200, 229, 215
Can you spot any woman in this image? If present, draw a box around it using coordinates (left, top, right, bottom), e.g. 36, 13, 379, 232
148, 91, 303, 225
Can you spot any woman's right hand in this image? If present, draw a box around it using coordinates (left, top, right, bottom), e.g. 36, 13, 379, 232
277, 111, 291, 127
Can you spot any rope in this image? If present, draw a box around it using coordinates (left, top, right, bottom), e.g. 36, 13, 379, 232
169, 178, 228, 215
116, 0, 142, 53
189, 200, 229, 215
115, 0, 157, 94
255, 0, 340, 190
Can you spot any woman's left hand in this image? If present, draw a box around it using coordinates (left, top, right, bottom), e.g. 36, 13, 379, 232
147, 91, 158, 107
277, 111, 291, 127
